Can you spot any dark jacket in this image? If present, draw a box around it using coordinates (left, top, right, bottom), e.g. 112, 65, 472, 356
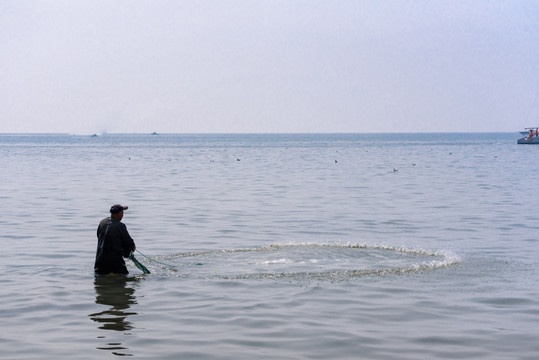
94, 216, 136, 275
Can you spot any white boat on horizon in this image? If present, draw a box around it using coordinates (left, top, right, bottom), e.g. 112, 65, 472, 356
518, 128, 539, 144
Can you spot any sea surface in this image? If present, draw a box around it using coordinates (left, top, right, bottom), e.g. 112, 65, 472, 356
0, 133, 537, 359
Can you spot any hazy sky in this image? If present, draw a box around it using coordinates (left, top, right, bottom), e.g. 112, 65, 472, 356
1, 1, 538, 134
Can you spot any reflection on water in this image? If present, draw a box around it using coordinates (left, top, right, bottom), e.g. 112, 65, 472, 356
89, 275, 138, 357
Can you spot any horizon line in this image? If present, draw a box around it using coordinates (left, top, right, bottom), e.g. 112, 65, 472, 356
0, 130, 523, 136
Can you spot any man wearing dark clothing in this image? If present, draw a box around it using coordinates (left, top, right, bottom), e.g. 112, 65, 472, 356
94, 204, 136, 275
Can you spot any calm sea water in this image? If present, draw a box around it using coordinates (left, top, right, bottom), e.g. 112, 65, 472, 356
0, 133, 538, 359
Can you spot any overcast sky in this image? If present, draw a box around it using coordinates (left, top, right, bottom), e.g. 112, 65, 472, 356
1, 1, 538, 134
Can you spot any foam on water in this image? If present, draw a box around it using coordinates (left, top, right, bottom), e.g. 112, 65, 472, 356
131, 242, 462, 281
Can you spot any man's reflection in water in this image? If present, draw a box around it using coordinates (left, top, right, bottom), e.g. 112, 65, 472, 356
89, 275, 139, 356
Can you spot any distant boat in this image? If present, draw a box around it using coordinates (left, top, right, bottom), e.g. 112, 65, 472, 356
90, 134, 98, 137
151, 132, 159, 135
518, 128, 539, 144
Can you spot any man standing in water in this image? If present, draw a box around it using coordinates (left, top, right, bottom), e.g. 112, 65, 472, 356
95, 205, 136, 275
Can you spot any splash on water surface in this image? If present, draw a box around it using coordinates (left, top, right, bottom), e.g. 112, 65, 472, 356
132, 243, 461, 281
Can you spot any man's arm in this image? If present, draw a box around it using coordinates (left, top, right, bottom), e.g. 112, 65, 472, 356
119, 223, 136, 257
